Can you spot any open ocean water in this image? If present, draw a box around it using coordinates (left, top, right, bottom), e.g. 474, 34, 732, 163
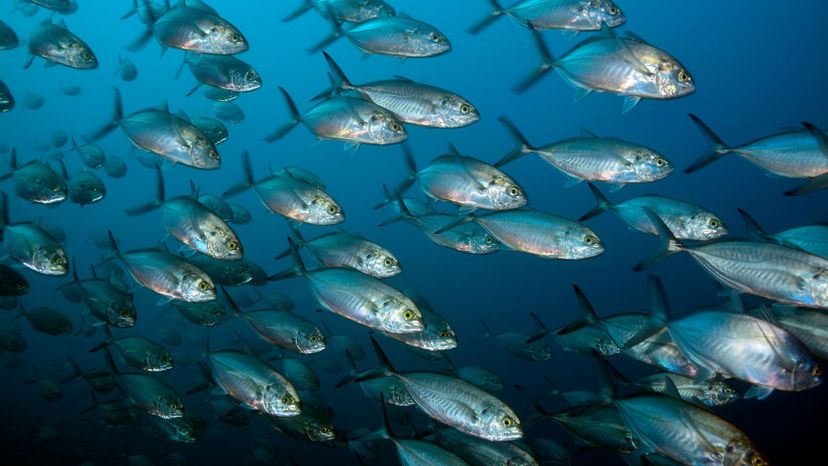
0, 1, 827, 465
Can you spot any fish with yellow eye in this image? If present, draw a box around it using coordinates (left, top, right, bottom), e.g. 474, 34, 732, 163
125, 166, 243, 261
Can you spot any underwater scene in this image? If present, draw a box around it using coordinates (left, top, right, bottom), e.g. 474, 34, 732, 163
0, 1, 827, 465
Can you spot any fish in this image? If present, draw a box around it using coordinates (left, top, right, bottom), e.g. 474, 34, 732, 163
0, 192, 68, 275
18, 303, 72, 336
210, 101, 245, 123
268, 403, 340, 445
580, 183, 727, 240
64, 265, 137, 327
338, 347, 415, 407
91, 327, 173, 372
310, 15, 450, 58
686, 114, 828, 195
445, 356, 504, 392
189, 115, 228, 145
197, 193, 234, 221
358, 338, 523, 442
265, 87, 407, 149
70, 138, 106, 169
223, 151, 344, 226
279, 225, 401, 278
379, 189, 502, 254
115, 55, 138, 81
117, 372, 185, 419
87, 89, 220, 170
186, 254, 264, 286
395, 144, 527, 211
319, 52, 479, 128
637, 212, 828, 309
0, 264, 30, 296
283, 0, 395, 23
0, 79, 14, 112
51, 130, 69, 148
26, 19, 98, 69
180, 53, 262, 95
199, 349, 301, 417
439, 209, 604, 260
271, 238, 424, 335
144, 414, 202, 444
24, 366, 62, 402
480, 319, 552, 361
24, 92, 45, 110
380, 288, 458, 352
103, 155, 128, 178
202, 86, 238, 102
224, 289, 326, 354
0, 19, 19, 49
748, 305, 828, 361
635, 372, 740, 407
517, 25, 694, 112
433, 426, 539, 466
66, 169, 106, 206
125, 167, 243, 260
227, 203, 250, 224
28, 0, 74, 13
496, 117, 673, 188
739, 209, 828, 258
469, 0, 625, 35
128, 3, 248, 55
282, 358, 320, 391
105, 230, 216, 303
170, 300, 227, 326
59, 82, 81, 96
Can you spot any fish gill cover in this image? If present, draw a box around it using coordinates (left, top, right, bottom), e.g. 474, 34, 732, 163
0, 0, 826, 465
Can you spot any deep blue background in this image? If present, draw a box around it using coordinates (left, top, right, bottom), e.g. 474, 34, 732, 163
1, 1, 827, 464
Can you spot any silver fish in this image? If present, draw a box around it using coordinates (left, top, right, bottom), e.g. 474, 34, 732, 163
19, 304, 72, 336
635, 373, 739, 407
434, 426, 539, 466
284, 0, 395, 23
687, 114, 828, 196
67, 170, 106, 205
0, 79, 13, 112
481, 320, 552, 361
92, 327, 173, 372
224, 151, 344, 226
190, 115, 228, 145
125, 167, 242, 260
87, 89, 220, 169
207, 349, 300, 417
381, 288, 457, 352
171, 300, 227, 326
0, 193, 67, 275
319, 52, 479, 128
129, 4, 248, 55
106, 231, 216, 303
442, 209, 603, 260
1, 150, 67, 204
266, 88, 406, 148
749, 306, 828, 361
66, 266, 136, 327
26, 19, 97, 69
0, 20, 19, 49
310, 15, 450, 58
740, 209, 828, 258
117, 373, 184, 419
517, 26, 694, 112
497, 117, 673, 187
103, 155, 128, 178
182, 53, 262, 94
580, 183, 726, 240
281, 225, 400, 278
469, 0, 625, 35
270, 239, 424, 335
115, 55, 138, 81
399, 145, 526, 211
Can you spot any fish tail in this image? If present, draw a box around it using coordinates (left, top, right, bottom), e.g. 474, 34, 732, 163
306, 6, 345, 54
433, 214, 476, 234
618, 276, 673, 350
318, 51, 352, 98
120, 0, 138, 20
223, 150, 255, 197
633, 208, 684, 272
275, 224, 304, 259
85, 88, 123, 142
105, 230, 121, 256
553, 285, 600, 336
0, 191, 9, 231
268, 237, 307, 281
378, 186, 416, 226
334, 349, 359, 388
468, 0, 508, 35
0, 148, 17, 182
525, 312, 550, 343
785, 123, 828, 195
513, 384, 552, 426
737, 208, 769, 241
579, 183, 614, 221
125, 4, 156, 53
478, 318, 495, 341
282, 0, 313, 22
494, 116, 535, 167
353, 337, 397, 383
60, 356, 82, 384
220, 287, 242, 317
125, 165, 164, 215
393, 143, 418, 194
174, 52, 189, 81
186, 361, 215, 395
685, 113, 733, 173
264, 87, 302, 143
513, 23, 556, 94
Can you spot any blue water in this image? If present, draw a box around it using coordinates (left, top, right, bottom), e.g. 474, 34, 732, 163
1, 1, 827, 464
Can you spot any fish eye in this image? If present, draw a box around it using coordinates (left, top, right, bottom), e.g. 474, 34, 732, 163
321, 426, 331, 433
281, 395, 294, 405
384, 258, 394, 267
813, 366, 822, 377
677, 70, 691, 83
438, 330, 450, 338
309, 334, 321, 342
388, 121, 402, 132
402, 310, 415, 320
197, 280, 211, 291
584, 235, 596, 245
655, 158, 666, 166
231, 33, 241, 42
208, 150, 219, 160
50, 256, 63, 264
484, 235, 494, 244
608, 6, 619, 15
459, 104, 471, 114
327, 205, 338, 215
708, 218, 720, 228
751, 456, 766, 466
501, 416, 514, 427
226, 240, 239, 251
119, 309, 131, 318
508, 187, 520, 197
428, 32, 438, 41
81, 51, 92, 60
52, 185, 62, 192
724, 387, 734, 394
